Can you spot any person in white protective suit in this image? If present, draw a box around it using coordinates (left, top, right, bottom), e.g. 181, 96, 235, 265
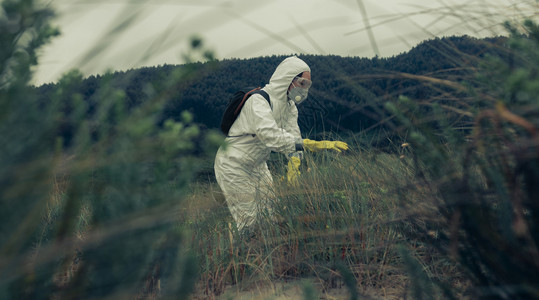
214, 56, 348, 235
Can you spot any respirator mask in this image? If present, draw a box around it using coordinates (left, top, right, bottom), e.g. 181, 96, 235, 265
288, 76, 311, 105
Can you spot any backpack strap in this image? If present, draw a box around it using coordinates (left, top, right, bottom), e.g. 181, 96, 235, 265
226, 89, 273, 138
234, 87, 261, 115
256, 90, 271, 109
250, 89, 272, 110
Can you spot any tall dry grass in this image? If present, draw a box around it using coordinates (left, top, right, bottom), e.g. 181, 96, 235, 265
182, 137, 467, 299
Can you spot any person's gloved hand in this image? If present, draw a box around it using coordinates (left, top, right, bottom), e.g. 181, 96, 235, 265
303, 139, 349, 152
286, 156, 301, 187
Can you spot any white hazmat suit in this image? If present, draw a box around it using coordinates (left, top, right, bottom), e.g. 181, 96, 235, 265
214, 56, 310, 232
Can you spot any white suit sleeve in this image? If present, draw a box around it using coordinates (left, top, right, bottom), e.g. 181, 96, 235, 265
284, 102, 301, 141
244, 95, 297, 154
284, 103, 304, 156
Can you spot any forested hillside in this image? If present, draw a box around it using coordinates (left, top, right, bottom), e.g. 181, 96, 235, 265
37, 35, 507, 144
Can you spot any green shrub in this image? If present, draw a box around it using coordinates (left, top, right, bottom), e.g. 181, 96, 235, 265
386, 20, 539, 299
0, 1, 219, 298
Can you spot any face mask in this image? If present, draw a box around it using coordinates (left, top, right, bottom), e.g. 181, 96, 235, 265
288, 86, 309, 105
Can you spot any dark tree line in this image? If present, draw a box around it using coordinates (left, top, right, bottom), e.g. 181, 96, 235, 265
36, 35, 509, 145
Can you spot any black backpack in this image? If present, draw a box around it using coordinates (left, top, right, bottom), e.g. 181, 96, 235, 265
220, 87, 270, 135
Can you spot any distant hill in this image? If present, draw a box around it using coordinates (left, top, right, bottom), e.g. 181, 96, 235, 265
37, 35, 508, 143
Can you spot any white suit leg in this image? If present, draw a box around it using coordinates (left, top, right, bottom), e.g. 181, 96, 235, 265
215, 162, 274, 232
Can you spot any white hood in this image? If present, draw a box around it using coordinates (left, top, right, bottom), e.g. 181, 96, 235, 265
264, 56, 311, 103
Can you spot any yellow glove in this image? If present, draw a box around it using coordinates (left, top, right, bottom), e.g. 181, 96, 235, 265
302, 139, 349, 152
286, 156, 301, 187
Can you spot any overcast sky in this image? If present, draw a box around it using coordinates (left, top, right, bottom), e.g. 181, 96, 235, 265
32, 0, 538, 85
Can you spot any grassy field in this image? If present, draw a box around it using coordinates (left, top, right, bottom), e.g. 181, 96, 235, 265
28, 139, 466, 299
180, 143, 467, 299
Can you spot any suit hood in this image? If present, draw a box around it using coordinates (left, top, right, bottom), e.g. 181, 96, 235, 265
263, 56, 310, 102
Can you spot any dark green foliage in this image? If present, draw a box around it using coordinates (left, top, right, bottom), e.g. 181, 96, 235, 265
336, 263, 359, 300
0, 0, 59, 257
388, 21, 539, 299
0, 1, 220, 299
301, 281, 318, 300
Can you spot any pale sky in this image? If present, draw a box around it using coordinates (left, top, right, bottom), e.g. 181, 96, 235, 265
32, 0, 538, 85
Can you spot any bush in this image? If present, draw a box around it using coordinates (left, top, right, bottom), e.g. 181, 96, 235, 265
387, 20, 539, 299
0, 1, 220, 298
